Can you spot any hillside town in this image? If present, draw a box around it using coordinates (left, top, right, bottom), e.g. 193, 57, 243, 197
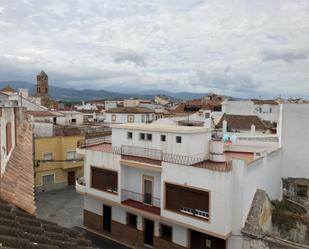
1, 1, 309, 248
0, 70, 308, 249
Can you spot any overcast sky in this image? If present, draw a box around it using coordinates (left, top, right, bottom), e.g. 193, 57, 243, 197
0, 0, 308, 97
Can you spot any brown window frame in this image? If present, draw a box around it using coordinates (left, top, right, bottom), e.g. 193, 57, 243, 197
91, 166, 118, 194
165, 182, 210, 221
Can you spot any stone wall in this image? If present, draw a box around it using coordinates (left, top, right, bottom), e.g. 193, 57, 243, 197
242, 189, 309, 249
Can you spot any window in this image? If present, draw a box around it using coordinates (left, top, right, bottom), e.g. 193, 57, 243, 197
139, 133, 152, 141
160, 224, 172, 241
296, 185, 307, 198
147, 133, 152, 141
127, 132, 133, 139
71, 118, 76, 124
139, 133, 145, 140
205, 239, 212, 248
6, 122, 12, 155
176, 136, 182, 143
66, 150, 77, 160
91, 167, 118, 193
126, 213, 137, 228
142, 115, 145, 123
42, 174, 54, 186
43, 152, 53, 161
112, 115, 116, 122
161, 135, 166, 142
127, 115, 134, 123
205, 113, 210, 119
165, 183, 210, 220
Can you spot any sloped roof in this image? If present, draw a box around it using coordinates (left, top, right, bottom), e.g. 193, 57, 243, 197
106, 106, 154, 114
216, 114, 270, 130
0, 199, 95, 249
171, 98, 223, 114
1, 85, 17, 93
251, 99, 279, 105
27, 111, 59, 117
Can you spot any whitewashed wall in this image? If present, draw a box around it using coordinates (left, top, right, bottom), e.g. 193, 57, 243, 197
0, 107, 16, 175
105, 113, 155, 124
83, 150, 122, 203
121, 165, 161, 200
112, 127, 211, 158
280, 103, 309, 178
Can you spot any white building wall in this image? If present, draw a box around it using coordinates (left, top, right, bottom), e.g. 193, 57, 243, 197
112, 128, 211, 158
121, 166, 161, 200
225, 100, 279, 123
280, 103, 309, 178
83, 150, 122, 203
84, 195, 103, 215
33, 122, 53, 137
161, 162, 233, 236
0, 107, 16, 175
231, 150, 282, 236
105, 113, 155, 124
56, 112, 84, 125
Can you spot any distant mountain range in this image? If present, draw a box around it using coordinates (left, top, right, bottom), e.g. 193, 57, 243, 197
0, 81, 210, 102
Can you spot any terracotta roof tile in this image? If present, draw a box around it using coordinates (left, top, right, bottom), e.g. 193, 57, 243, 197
0, 199, 95, 249
216, 114, 270, 130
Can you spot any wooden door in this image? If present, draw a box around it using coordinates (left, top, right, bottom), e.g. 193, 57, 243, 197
144, 219, 154, 246
67, 171, 75, 186
103, 205, 112, 232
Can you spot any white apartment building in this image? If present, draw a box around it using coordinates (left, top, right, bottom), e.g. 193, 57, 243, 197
105, 107, 155, 124
223, 99, 280, 124
76, 121, 282, 249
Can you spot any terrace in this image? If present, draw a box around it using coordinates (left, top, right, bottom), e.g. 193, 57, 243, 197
121, 189, 161, 216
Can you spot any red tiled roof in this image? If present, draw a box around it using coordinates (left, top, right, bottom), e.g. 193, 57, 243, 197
85, 143, 113, 152
171, 98, 223, 114
0, 199, 95, 249
216, 114, 270, 130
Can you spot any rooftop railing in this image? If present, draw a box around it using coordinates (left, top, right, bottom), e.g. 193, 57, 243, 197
120, 145, 205, 166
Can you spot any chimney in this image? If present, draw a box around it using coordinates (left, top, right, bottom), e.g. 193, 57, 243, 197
222, 119, 227, 133
251, 124, 256, 134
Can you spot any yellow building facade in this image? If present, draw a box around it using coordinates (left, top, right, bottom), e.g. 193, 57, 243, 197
34, 134, 85, 191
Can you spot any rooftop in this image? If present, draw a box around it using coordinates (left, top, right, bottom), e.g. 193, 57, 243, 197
106, 106, 154, 114
0, 198, 95, 249
216, 114, 271, 130
111, 123, 210, 133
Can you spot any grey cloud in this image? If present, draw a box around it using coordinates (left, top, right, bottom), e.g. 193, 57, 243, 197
190, 68, 260, 95
261, 49, 309, 63
114, 50, 146, 67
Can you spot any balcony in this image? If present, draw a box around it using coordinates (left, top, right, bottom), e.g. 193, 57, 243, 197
121, 145, 162, 166
75, 177, 86, 194
121, 189, 161, 216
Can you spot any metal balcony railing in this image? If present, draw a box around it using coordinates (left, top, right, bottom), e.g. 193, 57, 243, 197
121, 145, 163, 161
121, 189, 161, 208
